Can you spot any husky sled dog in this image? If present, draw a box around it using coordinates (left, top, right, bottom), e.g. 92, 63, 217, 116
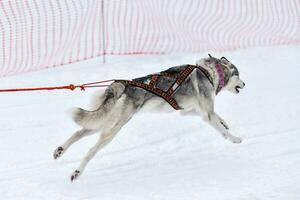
53, 54, 245, 181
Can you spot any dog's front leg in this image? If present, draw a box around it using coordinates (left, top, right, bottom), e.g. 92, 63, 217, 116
206, 112, 242, 143
215, 113, 229, 130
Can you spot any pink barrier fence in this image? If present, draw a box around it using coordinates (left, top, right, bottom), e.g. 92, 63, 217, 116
0, 0, 299, 76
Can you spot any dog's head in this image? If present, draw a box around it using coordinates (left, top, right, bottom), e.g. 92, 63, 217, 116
197, 54, 245, 94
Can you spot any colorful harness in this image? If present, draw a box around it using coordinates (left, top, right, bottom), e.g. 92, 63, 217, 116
117, 64, 224, 110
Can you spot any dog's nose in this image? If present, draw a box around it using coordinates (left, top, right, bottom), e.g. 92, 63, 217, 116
243, 82, 245, 87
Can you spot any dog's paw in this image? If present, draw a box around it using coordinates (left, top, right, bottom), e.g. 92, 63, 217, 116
229, 136, 242, 144
70, 170, 81, 182
53, 146, 64, 159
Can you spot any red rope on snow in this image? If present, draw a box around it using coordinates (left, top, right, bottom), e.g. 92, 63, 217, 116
0, 79, 114, 93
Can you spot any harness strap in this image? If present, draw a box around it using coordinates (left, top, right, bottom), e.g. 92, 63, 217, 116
119, 65, 213, 110
196, 65, 214, 86
124, 80, 181, 109
166, 65, 195, 97
148, 74, 158, 88
159, 72, 178, 79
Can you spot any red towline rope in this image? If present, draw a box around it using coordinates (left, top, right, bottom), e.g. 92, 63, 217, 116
0, 79, 114, 93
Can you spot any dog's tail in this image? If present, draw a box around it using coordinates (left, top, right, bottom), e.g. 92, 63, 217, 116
71, 81, 126, 130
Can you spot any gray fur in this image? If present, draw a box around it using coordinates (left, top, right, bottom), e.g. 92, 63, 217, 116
54, 55, 245, 181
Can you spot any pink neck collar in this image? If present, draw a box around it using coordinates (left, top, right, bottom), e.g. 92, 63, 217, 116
215, 63, 225, 94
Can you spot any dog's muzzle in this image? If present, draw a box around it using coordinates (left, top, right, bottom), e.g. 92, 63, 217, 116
235, 82, 245, 93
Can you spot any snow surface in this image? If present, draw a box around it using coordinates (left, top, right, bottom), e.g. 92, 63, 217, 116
0, 46, 299, 200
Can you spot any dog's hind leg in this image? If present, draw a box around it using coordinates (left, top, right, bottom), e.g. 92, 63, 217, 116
70, 125, 122, 181
53, 128, 97, 159
70, 95, 138, 181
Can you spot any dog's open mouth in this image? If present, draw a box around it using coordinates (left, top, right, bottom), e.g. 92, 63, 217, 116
235, 86, 241, 93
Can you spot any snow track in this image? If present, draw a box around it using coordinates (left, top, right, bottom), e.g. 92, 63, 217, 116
0, 46, 299, 199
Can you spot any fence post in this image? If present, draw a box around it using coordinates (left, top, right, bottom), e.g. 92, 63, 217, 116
101, 0, 106, 64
